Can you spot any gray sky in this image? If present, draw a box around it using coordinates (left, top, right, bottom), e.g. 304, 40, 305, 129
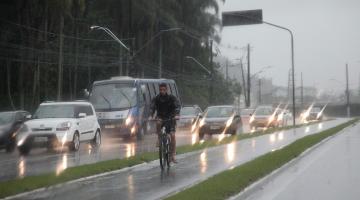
218, 0, 360, 95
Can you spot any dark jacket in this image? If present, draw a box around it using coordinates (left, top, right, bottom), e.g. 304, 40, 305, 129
150, 93, 180, 119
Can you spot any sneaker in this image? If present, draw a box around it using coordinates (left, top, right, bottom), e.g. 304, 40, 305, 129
171, 155, 178, 163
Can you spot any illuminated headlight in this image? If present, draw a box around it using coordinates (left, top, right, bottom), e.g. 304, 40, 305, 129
16, 125, 29, 146
19, 125, 28, 133
125, 116, 134, 126
268, 116, 275, 123
56, 122, 72, 131
199, 119, 206, 127
249, 115, 255, 123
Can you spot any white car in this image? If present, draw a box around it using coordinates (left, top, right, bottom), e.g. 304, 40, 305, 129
16, 101, 101, 155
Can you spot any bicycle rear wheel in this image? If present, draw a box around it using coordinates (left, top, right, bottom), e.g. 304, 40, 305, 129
165, 137, 171, 168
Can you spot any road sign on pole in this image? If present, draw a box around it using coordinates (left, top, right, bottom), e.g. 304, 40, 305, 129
222, 10, 263, 26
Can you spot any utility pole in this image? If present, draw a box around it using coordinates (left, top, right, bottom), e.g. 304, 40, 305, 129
158, 35, 162, 78
258, 78, 261, 105
301, 72, 303, 109
119, 48, 123, 76
226, 59, 229, 82
209, 40, 214, 105
247, 43, 251, 108
240, 59, 247, 105
346, 63, 350, 117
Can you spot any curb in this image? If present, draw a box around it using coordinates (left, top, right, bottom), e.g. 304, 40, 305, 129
227, 121, 356, 200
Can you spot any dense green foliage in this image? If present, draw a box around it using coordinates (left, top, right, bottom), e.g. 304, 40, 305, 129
0, 0, 241, 111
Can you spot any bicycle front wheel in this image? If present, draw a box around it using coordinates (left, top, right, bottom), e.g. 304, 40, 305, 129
159, 138, 165, 170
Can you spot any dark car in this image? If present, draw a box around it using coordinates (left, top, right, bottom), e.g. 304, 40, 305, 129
198, 105, 242, 139
177, 105, 202, 130
0, 111, 30, 152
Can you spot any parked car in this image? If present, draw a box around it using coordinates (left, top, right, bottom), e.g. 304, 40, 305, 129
16, 101, 101, 155
88, 77, 181, 139
0, 111, 30, 152
177, 105, 202, 130
198, 105, 242, 139
249, 106, 278, 129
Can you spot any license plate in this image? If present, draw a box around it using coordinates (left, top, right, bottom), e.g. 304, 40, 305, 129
210, 125, 220, 130
34, 137, 48, 143
105, 125, 115, 129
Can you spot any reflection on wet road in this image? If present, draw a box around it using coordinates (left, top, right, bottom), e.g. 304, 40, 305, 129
9, 119, 348, 200
0, 130, 196, 181
240, 120, 360, 200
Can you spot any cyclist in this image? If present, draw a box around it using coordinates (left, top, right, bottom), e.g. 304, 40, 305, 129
150, 83, 180, 163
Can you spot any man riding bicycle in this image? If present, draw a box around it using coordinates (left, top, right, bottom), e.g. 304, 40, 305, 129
150, 83, 180, 163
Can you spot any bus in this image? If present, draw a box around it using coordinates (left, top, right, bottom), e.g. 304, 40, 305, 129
88, 76, 182, 139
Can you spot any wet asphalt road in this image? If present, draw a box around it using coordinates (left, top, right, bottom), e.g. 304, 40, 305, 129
8, 119, 348, 200
0, 129, 197, 182
238, 119, 360, 200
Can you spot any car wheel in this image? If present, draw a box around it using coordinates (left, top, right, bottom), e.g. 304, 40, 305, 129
136, 126, 145, 140
47, 137, 58, 151
18, 144, 31, 155
199, 132, 205, 140
5, 141, 15, 153
91, 130, 101, 148
70, 132, 80, 151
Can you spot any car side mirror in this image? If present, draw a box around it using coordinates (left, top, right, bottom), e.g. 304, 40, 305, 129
78, 113, 87, 118
25, 115, 32, 120
83, 89, 90, 98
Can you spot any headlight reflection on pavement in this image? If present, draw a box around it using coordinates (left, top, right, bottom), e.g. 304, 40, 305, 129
126, 143, 136, 158
200, 150, 207, 174
18, 157, 26, 178
226, 142, 236, 163
56, 154, 68, 176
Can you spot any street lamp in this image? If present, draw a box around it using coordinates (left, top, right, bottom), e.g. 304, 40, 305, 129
222, 9, 296, 126
132, 27, 181, 78
185, 56, 212, 104
251, 66, 272, 79
90, 25, 130, 52
90, 25, 133, 76
185, 56, 211, 75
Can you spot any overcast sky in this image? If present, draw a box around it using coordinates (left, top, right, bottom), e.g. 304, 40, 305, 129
218, 0, 360, 94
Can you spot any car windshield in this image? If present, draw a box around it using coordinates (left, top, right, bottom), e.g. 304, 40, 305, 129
255, 107, 273, 115
89, 83, 137, 111
33, 105, 76, 119
181, 107, 197, 116
241, 109, 254, 116
205, 107, 233, 118
0, 112, 14, 125
312, 107, 321, 112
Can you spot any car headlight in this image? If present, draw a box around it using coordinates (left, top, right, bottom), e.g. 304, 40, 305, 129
249, 115, 255, 123
125, 116, 133, 126
199, 119, 206, 127
18, 125, 28, 134
56, 122, 72, 131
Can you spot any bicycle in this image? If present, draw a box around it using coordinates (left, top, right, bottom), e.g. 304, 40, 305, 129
157, 118, 174, 170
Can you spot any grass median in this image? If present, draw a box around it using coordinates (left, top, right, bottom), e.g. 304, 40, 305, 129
0, 119, 328, 198
165, 118, 359, 200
